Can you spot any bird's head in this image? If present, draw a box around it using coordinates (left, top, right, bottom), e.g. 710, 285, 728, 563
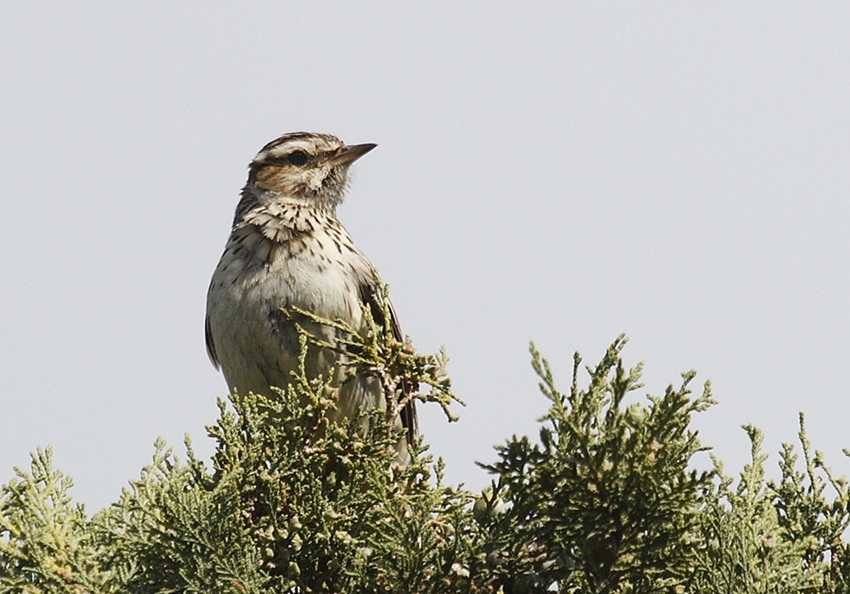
246, 132, 376, 209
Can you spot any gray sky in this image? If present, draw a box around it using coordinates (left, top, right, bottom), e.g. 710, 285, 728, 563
1, 3, 848, 511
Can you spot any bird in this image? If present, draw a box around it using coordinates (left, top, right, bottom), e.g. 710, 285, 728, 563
205, 132, 417, 460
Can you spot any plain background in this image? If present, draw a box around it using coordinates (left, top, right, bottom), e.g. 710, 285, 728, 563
1, 3, 848, 511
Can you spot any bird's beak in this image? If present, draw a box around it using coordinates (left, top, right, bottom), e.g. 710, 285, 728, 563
329, 143, 377, 166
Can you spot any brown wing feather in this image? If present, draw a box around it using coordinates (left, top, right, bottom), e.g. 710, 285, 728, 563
360, 283, 419, 446
205, 314, 220, 370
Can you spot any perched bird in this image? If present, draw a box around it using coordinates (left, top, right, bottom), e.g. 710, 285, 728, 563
205, 132, 417, 457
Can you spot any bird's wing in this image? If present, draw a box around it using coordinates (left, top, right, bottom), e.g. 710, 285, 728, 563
205, 314, 220, 370
359, 282, 419, 446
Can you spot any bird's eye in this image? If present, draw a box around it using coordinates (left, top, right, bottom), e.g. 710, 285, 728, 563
287, 150, 309, 166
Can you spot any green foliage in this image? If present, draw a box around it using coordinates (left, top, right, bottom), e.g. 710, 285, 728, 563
478, 336, 714, 593
4, 298, 850, 592
0, 448, 111, 593
772, 416, 850, 592
87, 315, 473, 594
693, 427, 823, 593
89, 394, 474, 593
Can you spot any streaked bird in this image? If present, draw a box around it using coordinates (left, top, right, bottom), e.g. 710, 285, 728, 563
205, 132, 416, 459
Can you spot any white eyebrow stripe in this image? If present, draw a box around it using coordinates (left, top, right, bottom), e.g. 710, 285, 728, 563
251, 133, 345, 165
256, 141, 313, 162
